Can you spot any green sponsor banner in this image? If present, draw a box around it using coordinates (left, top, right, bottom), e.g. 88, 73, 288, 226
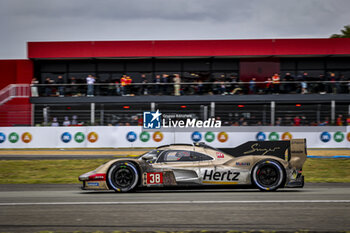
9, 132, 19, 143
204, 131, 215, 142
140, 131, 150, 142
268, 132, 279, 141
334, 131, 344, 143
74, 132, 85, 143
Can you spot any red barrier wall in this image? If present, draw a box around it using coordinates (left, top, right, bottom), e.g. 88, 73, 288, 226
0, 60, 33, 126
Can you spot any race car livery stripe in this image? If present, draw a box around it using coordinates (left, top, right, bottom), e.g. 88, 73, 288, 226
202, 181, 239, 185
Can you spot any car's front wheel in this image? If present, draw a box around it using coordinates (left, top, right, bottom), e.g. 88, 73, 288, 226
107, 162, 139, 192
252, 160, 285, 191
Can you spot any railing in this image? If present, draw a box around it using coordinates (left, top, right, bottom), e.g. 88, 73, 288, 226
31, 81, 350, 97
0, 84, 30, 105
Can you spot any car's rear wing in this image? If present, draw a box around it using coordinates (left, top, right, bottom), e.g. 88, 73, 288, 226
219, 139, 307, 169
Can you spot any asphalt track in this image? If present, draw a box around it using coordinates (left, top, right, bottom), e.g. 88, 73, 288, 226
0, 183, 349, 232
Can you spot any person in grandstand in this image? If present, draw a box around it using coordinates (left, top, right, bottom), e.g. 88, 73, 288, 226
57, 75, 65, 97
86, 74, 95, 97
272, 73, 280, 94
173, 74, 181, 96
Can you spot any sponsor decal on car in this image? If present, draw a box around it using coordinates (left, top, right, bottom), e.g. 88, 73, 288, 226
236, 162, 250, 166
202, 170, 240, 184
87, 182, 100, 186
216, 152, 225, 158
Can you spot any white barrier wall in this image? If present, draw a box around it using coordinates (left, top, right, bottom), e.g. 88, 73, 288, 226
0, 126, 349, 148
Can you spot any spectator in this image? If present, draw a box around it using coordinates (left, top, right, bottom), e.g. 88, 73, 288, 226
153, 74, 161, 95
51, 117, 59, 126
120, 75, 127, 96
301, 72, 308, 94
265, 78, 273, 94
139, 74, 149, 95
283, 73, 294, 93
70, 77, 78, 96
336, 115, 344, 126
196, 80, 204, 95
86, 74, 95, 97
272, 73, 280, 94
173, 74, 181, 96
162, 74, 169, 95
125, 75, 132, 96
319, 117, 329, 126
319, 74, 327, 94
219, 81, 226, 95
44, 77, 53, 97
71, 115, 78, 126
115, 80, 121, 96
63, 116, 71, 126
329, 72, 337, 94
31, 77, 39, 97
230, 76, 242, 95
249, 77, 256, 94
57, 75, 65, 97
293, 116, 301, 126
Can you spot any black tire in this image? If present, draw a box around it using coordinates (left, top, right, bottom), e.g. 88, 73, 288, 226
252, 160, 285, 191
107, 161, 139, 192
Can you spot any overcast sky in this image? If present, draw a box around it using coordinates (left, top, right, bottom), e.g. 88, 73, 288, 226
0, 0, 349, 59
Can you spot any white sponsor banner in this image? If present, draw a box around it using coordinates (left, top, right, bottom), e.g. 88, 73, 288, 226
0, 126, 348, 148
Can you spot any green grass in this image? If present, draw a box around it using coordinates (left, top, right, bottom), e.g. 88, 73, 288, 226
303, 158, 350, 183
0, 158, 349, 184
0, 159, 110, 184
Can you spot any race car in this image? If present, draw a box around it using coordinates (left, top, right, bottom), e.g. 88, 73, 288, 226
79, 139, 307, 192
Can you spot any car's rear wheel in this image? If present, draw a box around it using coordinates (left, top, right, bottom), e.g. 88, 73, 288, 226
107, 162, 139, 192
252, 160, 285, 191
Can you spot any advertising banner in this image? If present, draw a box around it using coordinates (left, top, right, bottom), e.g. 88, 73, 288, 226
0, 126, 349, 149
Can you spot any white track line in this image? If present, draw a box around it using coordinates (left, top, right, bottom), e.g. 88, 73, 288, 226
0, 200, 349, 206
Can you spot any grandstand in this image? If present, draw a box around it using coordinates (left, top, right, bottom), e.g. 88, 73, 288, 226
0, 38, 349, 127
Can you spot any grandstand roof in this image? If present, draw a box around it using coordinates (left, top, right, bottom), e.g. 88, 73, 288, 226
28, 38, 350, 59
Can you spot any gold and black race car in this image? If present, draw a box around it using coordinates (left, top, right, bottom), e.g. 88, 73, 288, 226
79, 139, 307, 192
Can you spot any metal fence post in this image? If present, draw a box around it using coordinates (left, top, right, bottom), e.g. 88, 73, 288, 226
91, 103, 95, 125
271, 101, 275, 126
331, 100, 335, 125
210, 102, 215, 118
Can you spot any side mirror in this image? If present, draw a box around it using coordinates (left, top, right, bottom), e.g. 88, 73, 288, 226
142, 154, 155, 161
